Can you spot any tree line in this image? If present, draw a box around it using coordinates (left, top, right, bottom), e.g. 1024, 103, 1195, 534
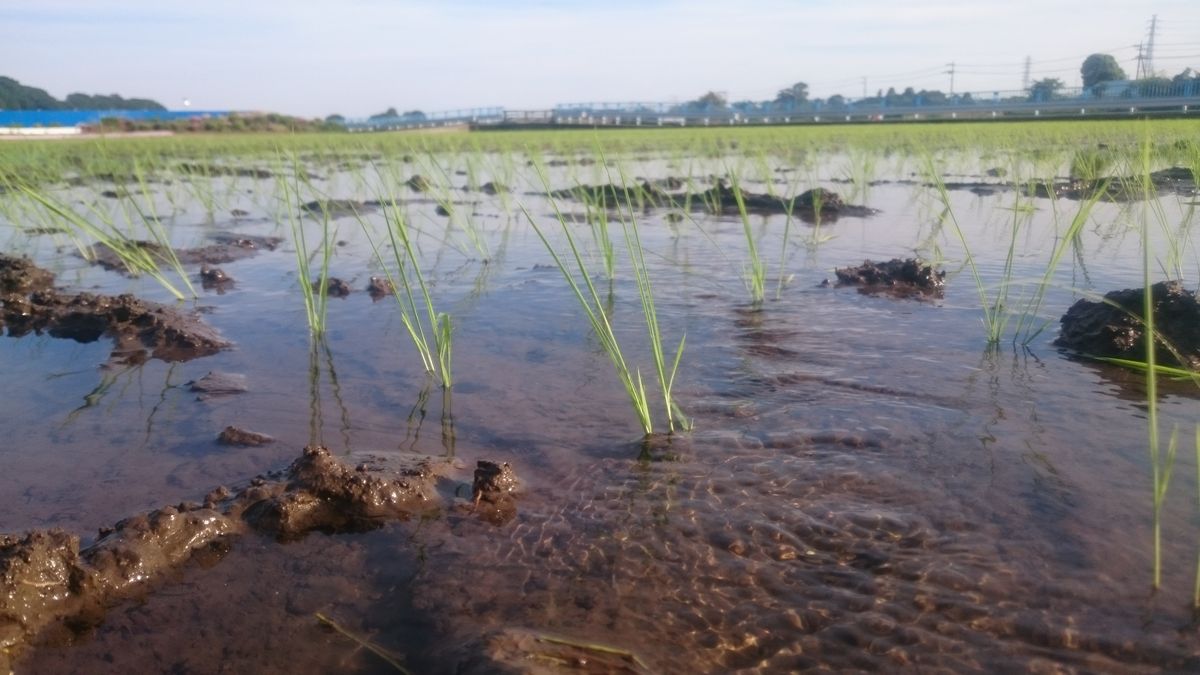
0, 76, 166, 111
681, 53, 1200, 114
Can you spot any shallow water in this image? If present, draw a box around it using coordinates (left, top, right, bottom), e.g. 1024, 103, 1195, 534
2, 152, 1199, 672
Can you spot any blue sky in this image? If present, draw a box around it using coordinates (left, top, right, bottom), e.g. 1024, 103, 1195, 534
2, 1, 1198, 118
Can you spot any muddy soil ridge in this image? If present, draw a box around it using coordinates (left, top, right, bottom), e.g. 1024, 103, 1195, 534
88, 232, 282, 274
1055, 280, 1200, 369
549, 180, 877, 220
0, 254, 229, 363
826, 258, 946, 298
0, 445, 504, 672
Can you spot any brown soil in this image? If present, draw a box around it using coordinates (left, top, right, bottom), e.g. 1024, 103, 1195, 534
88, 233, 282, 274
0, 254, 230, 364
0, 445, 490, 672
551, 180, 876, 220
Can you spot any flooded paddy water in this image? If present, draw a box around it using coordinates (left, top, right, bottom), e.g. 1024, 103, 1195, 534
1, 128, 1199, 673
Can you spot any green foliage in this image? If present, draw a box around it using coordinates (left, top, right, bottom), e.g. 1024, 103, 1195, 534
1029, 78, 1064, 100
692, 91, 728, 110
0, 76, 59, 109
1081, 53, 1127, 89
774, 81, 809, 106
0, 75, 165, 110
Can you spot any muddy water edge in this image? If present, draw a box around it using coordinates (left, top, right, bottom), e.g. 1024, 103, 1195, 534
1, 138, 1199, 673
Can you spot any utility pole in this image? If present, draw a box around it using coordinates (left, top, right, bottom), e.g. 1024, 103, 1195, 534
945, 62, 956, 95
1022, 56, 1031, 91
862, 77, 867, 99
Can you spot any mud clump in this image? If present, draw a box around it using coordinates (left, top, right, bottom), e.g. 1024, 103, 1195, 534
312, 277, 352, 298
177, 163, 273, 180
299, 200, 380, 217
827, 258, 946, 298
218, 426, 274, 447
189, 371, 248, 400
0, 256, 54, 295
1055, 281, 1200, 369
406, 174, 432, 192
0, 445, 507, 669
0, 256, 230, 363
551, 180, 875, 221
367, 276, 395, 300
88, 232, 282, 274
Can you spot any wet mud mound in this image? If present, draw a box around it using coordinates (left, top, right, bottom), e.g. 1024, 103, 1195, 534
827, 258, 946, 298
886, 166, 1197, 202
551, 180, 876, 220
0, 254, 229, 363
299, 200, 382, 217
89, 233, 282, 274
1055, 280, 1200, 369
176, 163, 274, 180
0, 256, 54, 295
0, 446, 498, 672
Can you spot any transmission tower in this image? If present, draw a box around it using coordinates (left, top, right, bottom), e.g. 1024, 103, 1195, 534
1022, 55, 1031, 91
1137, 15, 1159, 78
1145, 14, 1157, 77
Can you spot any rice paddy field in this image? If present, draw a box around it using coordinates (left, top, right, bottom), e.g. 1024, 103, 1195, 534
1, 120, 1199, 673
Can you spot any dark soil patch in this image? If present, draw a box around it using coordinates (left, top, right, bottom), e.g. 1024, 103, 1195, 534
367, 276, 395, 300
177, 163, 274, 180
218, 426, 274, 447
312, 277, 352, 298
1055, 281, 1200, 369
88, 233, 282, 275
299, 200, 381, 217
189, 372, 248, 400
551, 180, 876, 221
0, 445, 496, 672
1, 255, 229, 364
938, 166, 1196, 202
826, 258, 946, 298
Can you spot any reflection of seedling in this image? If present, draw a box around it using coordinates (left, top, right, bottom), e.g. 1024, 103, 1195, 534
315, 612, 412, 674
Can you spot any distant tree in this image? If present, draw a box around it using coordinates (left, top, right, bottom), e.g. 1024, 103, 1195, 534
0, 76, 60, 109
827, 94, 846, 108
1081, 53, 1127, 89
368, 107, 399, 120
1029, 77, 1065, 101
774, 81, 809, 108
917, 89, 947, 105
401, 110, 426, 120
693, 91, 727, 110
325, 114, 346, 124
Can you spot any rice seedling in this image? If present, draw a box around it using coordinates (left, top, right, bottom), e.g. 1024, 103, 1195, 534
16, 183, 195, 300
922, 153, 1003, 344
726, 174, 766, 306
276, 156, 335, 335
523, 158, 687, 437
1014, 181, 1107, 344
360, 195, 453, 388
